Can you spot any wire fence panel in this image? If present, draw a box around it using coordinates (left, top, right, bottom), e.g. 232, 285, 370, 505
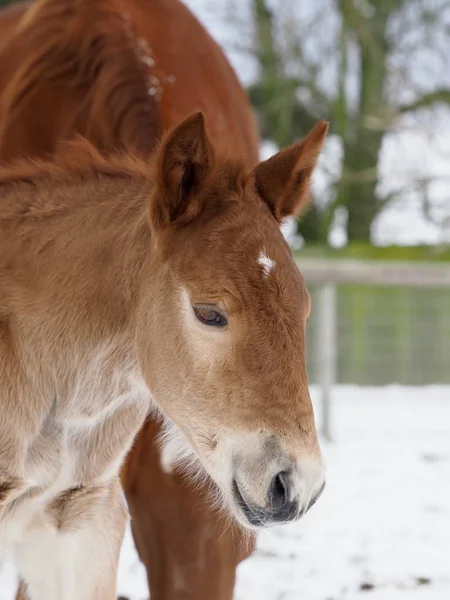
307, 283, 450, 386
298, 259, 450, 437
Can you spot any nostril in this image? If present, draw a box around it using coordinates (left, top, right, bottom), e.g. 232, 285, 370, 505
269, 471, 290, 511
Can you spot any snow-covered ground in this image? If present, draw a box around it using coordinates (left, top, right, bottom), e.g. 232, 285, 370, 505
1, 385, 449, 599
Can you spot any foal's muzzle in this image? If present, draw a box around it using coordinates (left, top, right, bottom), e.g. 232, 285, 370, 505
232, 471, 325, 528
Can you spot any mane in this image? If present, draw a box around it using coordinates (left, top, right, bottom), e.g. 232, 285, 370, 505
0, 134, 247, 202
0, 137, 158, 226
1, 0, 160, 152
0, 134, 251, 229
0, 137, 152, 191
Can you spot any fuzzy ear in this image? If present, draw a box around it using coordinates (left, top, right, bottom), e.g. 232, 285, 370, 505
150, 112, 214, 230
253, 121, 328, 221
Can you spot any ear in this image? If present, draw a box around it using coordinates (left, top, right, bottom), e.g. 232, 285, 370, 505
150, 112, 214, 230
252, 121, 328, 221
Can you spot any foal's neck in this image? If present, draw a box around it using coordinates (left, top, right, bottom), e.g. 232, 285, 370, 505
1, 174, 153, 361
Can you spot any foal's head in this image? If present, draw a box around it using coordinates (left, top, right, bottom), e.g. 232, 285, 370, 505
137, 113, 328, 529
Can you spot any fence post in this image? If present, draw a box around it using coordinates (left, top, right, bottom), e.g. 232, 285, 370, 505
317, 283, 337, 441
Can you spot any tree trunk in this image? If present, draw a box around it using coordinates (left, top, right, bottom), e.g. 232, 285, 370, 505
337, 2, 389, 242
340, 130, 384, 242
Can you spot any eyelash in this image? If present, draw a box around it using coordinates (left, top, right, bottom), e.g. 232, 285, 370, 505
193, 305, 228, 328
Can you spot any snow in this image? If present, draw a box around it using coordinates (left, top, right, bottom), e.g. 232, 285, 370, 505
1, 385, 449, 599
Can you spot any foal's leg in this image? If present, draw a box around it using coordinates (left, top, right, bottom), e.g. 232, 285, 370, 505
16, 479, 127, 600
121, 419, 255, 600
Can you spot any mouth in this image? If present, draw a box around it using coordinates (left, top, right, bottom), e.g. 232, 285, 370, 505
231, 478, 325, 529
232, 479, 299, 528
232, 479, 269, 528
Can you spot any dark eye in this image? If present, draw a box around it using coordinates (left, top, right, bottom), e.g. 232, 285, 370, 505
193, 305, 227, 327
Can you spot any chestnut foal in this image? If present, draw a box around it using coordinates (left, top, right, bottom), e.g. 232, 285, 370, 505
0, 113, 327, 598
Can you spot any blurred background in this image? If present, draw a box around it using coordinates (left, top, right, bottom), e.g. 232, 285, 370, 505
0, 0, 449, 599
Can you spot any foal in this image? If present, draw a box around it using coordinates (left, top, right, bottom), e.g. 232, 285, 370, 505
0, 113, 327, 598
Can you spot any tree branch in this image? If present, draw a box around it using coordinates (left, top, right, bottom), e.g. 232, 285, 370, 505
399, 89, 450, 113
377, 174, 450, 215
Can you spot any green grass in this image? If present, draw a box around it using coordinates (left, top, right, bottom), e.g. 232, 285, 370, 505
293, 243, 450, 262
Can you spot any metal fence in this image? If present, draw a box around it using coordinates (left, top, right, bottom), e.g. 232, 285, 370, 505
298, 259, 450, 439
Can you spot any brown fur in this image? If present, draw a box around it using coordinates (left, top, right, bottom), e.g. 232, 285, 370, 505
0, 0, 159, 158
0, 0, 258, 162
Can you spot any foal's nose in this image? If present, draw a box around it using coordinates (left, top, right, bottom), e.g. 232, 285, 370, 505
267, 470, 325, 522
233, 469, 324, 527
231, 446, 325, 528
268, 471, 325, 517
